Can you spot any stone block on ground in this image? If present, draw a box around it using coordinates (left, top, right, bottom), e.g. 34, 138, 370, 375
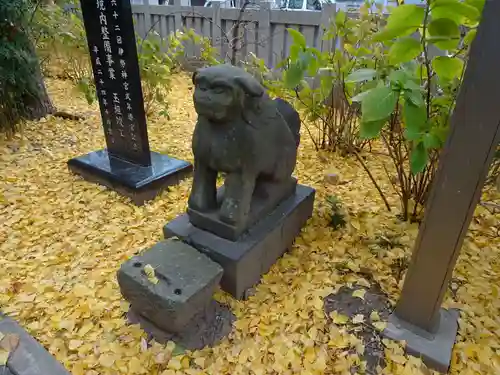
165, 184, 315, 299
0, 312, 70, 375
117, 239, 223, 333
127, 300, 235, 351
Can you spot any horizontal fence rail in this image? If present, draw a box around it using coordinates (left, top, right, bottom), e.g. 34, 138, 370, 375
66, 0, 339, 68
64, 2, 444, 71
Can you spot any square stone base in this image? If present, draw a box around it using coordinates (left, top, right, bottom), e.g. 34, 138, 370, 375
68, 149, 192, 205
383, 308, 460, 373
117, 239, 223, 333
0, 312, 70, 375
164, 184, 315, 299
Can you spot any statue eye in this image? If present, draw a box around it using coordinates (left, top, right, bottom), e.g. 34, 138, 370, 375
197, 82, 208, 92
212, 86, 226, 94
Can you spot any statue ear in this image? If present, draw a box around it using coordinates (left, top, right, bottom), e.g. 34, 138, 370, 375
234, 75, 264, 97
192, 70, 199, 85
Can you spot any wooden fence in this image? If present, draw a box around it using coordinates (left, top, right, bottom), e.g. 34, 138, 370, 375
129, 0, 338, 67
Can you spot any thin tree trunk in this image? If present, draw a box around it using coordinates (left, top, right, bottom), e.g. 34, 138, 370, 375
0, 14, 54, 132
22, 56, 55, 120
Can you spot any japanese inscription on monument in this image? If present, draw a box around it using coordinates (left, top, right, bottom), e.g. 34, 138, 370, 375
80, 0, 151, 166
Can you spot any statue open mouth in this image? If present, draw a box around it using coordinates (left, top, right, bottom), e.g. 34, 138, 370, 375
194, 101, 227, 123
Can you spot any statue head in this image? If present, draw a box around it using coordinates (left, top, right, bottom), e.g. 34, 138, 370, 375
192, 64, 265, 123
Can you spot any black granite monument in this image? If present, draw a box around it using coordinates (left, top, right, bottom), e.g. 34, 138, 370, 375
68, 0, 191, 205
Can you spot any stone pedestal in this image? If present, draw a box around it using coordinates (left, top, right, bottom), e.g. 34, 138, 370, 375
164, 184, 315, 299
188, 177, 298, 241
117, 239, 223, 333
383, 309, 460, 373
68, 150, 192, 205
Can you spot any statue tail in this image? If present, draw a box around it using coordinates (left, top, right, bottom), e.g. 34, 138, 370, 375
274, 98, 301, 148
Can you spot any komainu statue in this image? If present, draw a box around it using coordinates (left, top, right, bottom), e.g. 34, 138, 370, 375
187, 64, 301, 240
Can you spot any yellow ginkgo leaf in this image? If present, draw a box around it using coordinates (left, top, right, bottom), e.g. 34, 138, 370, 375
98, 353, 116, 368
167, 356, 182, 370
68, 339, 83, 350
0, 349, 8, 365
352, 289, 366, 300
330, 311, 349, 325
373, 321, 387, 331
352, 314, 365, 324
143, 264, 159, 284
370, 310, 380, 322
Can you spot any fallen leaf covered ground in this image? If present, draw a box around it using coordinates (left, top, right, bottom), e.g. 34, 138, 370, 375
0, 75, 499, 375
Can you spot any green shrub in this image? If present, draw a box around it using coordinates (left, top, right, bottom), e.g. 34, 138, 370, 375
326, 195, 347, 230
34, 3, 95, 102
1, 0, 49, 134
137, 32, 184, 118
281, 3, 387, 154
345, 0, 484, 220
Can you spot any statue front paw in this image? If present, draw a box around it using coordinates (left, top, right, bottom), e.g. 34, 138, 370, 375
219, 198, 239, 225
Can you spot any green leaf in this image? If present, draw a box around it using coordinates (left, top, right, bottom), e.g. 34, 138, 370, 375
307, 57, 319, 76
373, 5, 425, 41
346, 69, 377, 83
405, 88, 425, 107
404, 100, 426, 139
335, 10, 347, 27
386, 4, 425, 29
431, 7, 464, 25
373, 27, 416, 42
404, 126, 420, 141
404, 79, 423, 92
284, 63, 305, 89
351, 89, 373, 103
423, 132, 442, 149
389, 37, 422, 65
360, 119, 386, 139
463, 29, 477, 46
410, 142, 429, 174
287, 28, 307, 48
389, 70, 410, 87
433, 125, 450, 143
432, 56, 464, 81
427, 18, 460, 50
361, 86, 399, 122
465, 0, 485, 13
290, 44, 301, 61
431, 0, 481, 23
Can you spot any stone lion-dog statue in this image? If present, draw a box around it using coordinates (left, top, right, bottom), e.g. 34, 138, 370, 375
187, 64, 301, 240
